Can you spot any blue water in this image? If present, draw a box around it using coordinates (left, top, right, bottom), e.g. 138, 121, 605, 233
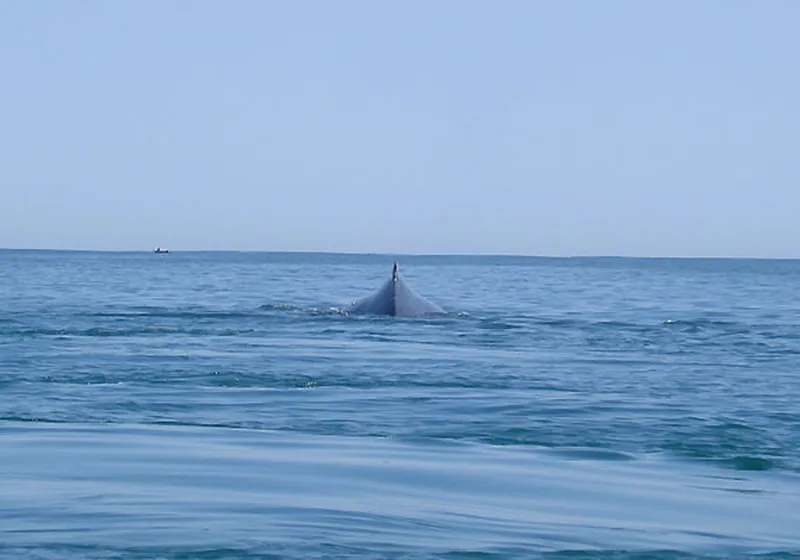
1, 250, 799, 559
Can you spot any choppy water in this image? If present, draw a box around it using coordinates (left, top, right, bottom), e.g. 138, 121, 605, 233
1, 250, 799, 559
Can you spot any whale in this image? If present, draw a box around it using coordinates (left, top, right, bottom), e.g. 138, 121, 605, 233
348, 261, 445, 317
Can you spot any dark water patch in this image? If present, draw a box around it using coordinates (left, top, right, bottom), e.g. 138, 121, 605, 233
477, 318, 526, 331
659, 442, 782, 472
540, 551, 800, 559
544, 552, 800, 559
541, 552, 699, 560
688, 484, 768, 495
732, 456, 776, 472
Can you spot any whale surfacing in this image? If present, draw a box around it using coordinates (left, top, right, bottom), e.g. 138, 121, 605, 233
348, 261, 444, 318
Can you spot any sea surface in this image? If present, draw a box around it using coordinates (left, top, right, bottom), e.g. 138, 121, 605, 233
1, 250, 799, 559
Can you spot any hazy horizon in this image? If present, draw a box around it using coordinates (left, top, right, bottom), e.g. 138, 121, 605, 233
4, 247, 800, 262
2, 2, 798, 258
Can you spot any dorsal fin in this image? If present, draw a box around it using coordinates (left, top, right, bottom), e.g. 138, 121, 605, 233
392, 261, 399, 283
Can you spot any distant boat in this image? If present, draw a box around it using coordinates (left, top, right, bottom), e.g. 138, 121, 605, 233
154, 247, 170, 254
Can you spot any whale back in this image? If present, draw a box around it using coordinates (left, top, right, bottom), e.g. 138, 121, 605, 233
394, 273, 444, 317
349, 275, 396, 315
348, 262, 444, 318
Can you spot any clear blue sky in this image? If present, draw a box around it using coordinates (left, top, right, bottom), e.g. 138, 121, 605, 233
1, 1, 798, 257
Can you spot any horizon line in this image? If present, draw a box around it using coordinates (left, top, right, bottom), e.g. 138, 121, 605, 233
1, 247, 798, 261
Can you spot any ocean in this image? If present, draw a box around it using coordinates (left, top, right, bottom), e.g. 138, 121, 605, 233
1, 250, 798, 559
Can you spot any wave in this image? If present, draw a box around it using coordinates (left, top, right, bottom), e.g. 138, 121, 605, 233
9, 304, 795, 342
2, 326, 258, 337
1, 410, 789, 474
258, 303, 303, 312
3, 545, 799, 560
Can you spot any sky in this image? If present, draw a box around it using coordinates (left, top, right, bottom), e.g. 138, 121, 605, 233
1, 1, 798, 257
